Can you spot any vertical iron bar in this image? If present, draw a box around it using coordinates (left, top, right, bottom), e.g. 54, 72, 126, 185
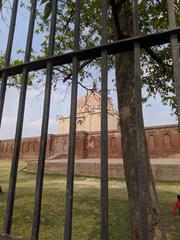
101, 1, 108, 240
133, 0, 149, 239
167, 0, 180, 126
31, 1, 57, 239
64, 1, 80, 239
4, 0, 37, 234
0, 0, 19, 127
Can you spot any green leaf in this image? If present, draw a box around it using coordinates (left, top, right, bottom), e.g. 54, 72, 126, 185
94, 0, 101, 9
43, 2, 52, 20
40, 0, 49, 5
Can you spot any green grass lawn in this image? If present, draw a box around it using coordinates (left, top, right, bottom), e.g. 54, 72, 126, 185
0, 160, 180, 240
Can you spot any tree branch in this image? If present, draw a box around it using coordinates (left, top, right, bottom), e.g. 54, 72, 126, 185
62, 8, 74, 37
77, 81, 93, 91
144, 47, 171, 73
110, 0, 171, 74
62, 59, 93, 83
110, 0, 129, 40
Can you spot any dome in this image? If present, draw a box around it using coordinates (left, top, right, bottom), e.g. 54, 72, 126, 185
77, 91, 101, 110
77, 91, 115, 113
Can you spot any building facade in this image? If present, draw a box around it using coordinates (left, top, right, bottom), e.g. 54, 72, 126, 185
0, 92, 180, 161
58, 91, 120, 134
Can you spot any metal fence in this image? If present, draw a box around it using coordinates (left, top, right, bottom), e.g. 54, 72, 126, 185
0, 0, 179, 239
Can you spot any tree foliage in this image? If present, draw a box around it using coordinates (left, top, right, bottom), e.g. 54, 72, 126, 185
0, 0, 180, 112
37, 0, 180, 114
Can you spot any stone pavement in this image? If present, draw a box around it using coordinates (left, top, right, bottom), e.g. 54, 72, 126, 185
45, 157, 180, 165
27, 157, 180, 181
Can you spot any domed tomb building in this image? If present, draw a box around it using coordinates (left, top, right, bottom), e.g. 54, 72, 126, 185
58, 91, 120, 134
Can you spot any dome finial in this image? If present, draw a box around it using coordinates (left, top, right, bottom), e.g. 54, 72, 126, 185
92, 82, 97, 91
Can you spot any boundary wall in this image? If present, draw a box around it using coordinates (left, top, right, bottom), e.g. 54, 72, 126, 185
0, 124, 180, 160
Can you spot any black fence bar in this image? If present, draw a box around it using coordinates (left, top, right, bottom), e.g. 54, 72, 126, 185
0, 27, 180, 78
31, 1, 57, 240
64, 0, 80, 239
100, 0, 108, 240
133, 0, 149, 239
0, 0, 19, 127
167, 0, 180, 126
4, 0, 37, 234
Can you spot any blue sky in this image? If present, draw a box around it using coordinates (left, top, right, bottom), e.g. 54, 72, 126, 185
0, 2, 177, 140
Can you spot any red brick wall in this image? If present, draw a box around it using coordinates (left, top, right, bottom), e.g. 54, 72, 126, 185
145, 125, 180, 158
85, 131, 122, 158
0, 124, 180, 160
0, 137, 41, 160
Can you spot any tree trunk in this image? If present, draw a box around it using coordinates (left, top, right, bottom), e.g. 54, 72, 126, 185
112, 1, 167, 239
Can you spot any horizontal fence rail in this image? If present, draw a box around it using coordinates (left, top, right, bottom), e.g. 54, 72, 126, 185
0, 27, 180, 78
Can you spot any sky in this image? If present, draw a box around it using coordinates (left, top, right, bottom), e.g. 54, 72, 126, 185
0, 2, 177, 140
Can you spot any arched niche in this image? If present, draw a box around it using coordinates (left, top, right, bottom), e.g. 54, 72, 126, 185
27, 143, 30, 152
3, 144, 6, 153
22, 143, 26, 153
89, 137, 95, 149
149, 135, 155, 149
1, 143, 4, 152
63, 138, 68, 152
77, 119, 84, 131
164, 133, 171, 147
